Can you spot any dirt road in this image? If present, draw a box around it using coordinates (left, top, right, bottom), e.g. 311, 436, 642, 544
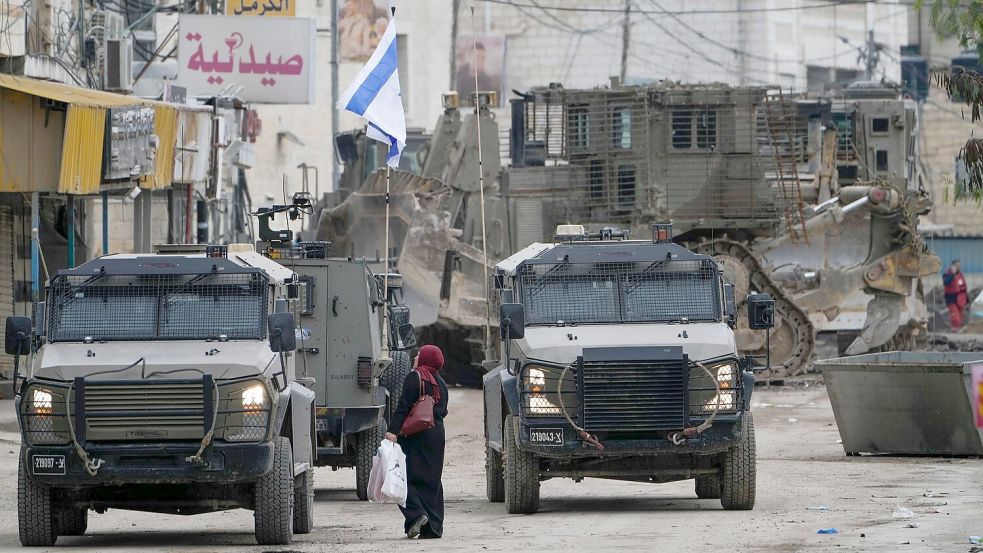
0, 386, 980, 552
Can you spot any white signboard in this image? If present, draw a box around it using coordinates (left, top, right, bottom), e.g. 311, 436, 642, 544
177, 14, 315, 104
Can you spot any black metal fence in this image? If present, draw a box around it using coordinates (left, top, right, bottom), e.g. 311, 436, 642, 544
518, 259, 721, 325
47, 272, 269, 342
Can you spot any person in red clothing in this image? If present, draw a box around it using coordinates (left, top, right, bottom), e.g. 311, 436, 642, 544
943, 260, 969, 329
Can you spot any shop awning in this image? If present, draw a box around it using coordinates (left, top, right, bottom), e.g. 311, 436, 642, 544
0, 75, 183, 194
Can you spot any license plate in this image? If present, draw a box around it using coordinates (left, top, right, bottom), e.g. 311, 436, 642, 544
529, 427, 564, 447
32, 455, 66, 476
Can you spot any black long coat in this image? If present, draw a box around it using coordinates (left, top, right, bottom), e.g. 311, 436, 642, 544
387, 370, 449, 538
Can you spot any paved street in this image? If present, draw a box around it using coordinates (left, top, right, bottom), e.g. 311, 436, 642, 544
0, 387, 980, 552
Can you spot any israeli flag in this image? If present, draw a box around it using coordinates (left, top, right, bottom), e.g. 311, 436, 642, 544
337, 15, 406, 168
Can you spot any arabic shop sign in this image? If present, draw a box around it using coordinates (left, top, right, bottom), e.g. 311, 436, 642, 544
177, 14, 315, 104
227, 0, 295, 16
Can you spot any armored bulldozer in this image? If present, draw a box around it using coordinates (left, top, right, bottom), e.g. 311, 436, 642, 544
6, 246, 314, 546
483, 224, 775, 513
255, 197, 418, 499
314, 93, 508, 383
500, 81, 940, 379
315, 81, 939, 380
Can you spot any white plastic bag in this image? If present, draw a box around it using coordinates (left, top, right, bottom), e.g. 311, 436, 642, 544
368, 440, 407, 507
366, 452, 386, 503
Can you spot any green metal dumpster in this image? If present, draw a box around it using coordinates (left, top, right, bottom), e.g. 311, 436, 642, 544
815, 351, 983, 456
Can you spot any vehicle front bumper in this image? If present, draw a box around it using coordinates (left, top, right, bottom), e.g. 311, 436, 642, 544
22, 441, 274, 487
517, 414, 747, 458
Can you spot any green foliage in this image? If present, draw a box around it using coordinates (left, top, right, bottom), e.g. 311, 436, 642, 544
919, 0, 983, 198
918, 0, 983, 59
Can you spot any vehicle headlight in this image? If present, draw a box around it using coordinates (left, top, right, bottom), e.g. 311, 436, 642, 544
700, 362, 738, 413
523, 366, 561, 415
21, 386, 70, 445
31, 389, 54, 415
242, 384, 268, 410
221, 381, 271, 442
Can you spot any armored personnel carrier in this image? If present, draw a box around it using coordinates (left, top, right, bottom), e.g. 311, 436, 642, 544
483, 224, 774, 513
6, 246, 314, 546
255, 197, 417, 499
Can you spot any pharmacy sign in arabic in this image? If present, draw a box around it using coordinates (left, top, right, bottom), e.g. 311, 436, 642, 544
177, 14, 315, 104
227, 0, 295, 16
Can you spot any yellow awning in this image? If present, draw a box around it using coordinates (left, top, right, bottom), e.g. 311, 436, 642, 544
0, 75, 189, 194
0, 74, 150, 108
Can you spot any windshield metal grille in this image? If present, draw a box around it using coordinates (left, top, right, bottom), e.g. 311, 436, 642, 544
518, 259, 720, 325
47, 273, 269, 342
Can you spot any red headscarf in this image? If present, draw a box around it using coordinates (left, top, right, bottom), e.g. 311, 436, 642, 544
415, 345, 444, 402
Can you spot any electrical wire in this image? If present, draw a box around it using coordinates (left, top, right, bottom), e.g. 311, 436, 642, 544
478, 0, 899, 16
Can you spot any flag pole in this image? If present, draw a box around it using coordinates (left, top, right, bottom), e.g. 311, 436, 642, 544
470, 5, 492, 360
381, 4, 396, 358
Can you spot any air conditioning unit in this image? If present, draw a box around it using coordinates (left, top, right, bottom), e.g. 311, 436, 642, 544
103, 38, 133, 92
91, 11, 126, 41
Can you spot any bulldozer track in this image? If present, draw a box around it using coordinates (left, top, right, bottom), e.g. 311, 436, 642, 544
691, 239, 815, 380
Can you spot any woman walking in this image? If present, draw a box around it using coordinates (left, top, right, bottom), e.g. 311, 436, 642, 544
385, 345, 449, 539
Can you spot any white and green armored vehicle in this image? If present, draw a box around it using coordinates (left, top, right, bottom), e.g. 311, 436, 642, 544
483, 225, 775, 514
6, 247, 315, 546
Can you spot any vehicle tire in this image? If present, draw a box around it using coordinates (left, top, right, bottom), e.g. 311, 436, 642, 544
381, 350, 412, 423
720, 412, 756, 510
18, 455, 57, 546
504, 415, 540, 514
486, 442, 505, 503
355, 420, 385, 501
254, 437, 294, 545
293, 468, 314, 535
56, 507, 88, 536
695, 473, 721, 499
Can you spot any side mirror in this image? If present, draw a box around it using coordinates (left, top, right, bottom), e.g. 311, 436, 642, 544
723, 284, 736, 328
397, 323, 418, 349
747, 293, 775, 330
268, 313, 297, 352
5, 317, 32, 355
500, 303, 525, 340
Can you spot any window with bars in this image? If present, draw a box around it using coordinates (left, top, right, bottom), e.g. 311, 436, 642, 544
568, 105, 590, 150
613, 107, 632, 149
518, 259, 721, 325
671, 109, 717, 150
47, 272, 269, 342
617, 164, 636, 208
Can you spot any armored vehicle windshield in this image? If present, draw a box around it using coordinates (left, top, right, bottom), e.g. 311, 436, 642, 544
518, 256, 721, 325
46, 263, 268, 343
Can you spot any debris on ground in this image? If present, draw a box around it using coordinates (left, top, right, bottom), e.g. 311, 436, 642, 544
893, 506, 916, 520
817, 528, 838, 534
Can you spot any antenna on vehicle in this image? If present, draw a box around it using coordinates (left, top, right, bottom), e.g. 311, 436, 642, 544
470, 4, 493, 360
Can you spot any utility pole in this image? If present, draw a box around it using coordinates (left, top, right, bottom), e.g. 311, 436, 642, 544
865, 29, 876, 80
620, 0, 630, 83
450, 0, 460, 90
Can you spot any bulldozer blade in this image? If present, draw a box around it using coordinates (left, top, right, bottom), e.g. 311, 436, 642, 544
845, 293, 904, 355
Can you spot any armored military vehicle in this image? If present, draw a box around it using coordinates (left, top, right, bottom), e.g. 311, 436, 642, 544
500, 81, 940, 378
483, 224, 774, 513
255, 197, 417, 500
6, 246, 315, 546
317, 83, 939, 381
316, 93, 507, 382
